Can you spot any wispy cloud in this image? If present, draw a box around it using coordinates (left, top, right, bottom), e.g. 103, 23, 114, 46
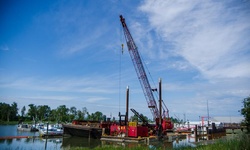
0, 75, 118, 94
139, 0, 250, 79
0, 74, 121, 113
134, 0, 250, 119
85, 96, 110, 103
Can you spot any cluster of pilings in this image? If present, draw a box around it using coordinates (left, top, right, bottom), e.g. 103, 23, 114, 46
194, 123, 226, 141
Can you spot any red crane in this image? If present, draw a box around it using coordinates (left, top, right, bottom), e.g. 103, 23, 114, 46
119, 15, 160, 119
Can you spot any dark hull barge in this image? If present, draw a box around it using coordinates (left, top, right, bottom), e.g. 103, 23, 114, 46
63, 120, 109, 139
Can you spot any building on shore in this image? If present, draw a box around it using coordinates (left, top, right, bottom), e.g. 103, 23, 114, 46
175, 116, 244, 129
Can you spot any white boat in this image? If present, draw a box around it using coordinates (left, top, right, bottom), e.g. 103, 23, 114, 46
17, 124, 38, 132
39, 124, 63, 137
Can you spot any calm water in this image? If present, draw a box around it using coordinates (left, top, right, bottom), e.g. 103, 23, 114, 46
0, 125, 194, 150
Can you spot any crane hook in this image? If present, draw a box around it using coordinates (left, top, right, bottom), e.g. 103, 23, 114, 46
121, 43, 124, 54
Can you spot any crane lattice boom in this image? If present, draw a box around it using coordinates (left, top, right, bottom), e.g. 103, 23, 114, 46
120, 15, 160, 119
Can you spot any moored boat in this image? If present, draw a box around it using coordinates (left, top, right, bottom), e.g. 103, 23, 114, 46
39, 124, 63, 137
17, 124, 38, 132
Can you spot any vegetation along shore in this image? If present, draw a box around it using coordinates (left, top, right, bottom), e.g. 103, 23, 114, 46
0, 102, 183, 125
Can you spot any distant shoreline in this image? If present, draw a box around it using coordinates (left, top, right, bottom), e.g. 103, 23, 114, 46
0, 121, 18, 125
0, 121, 59, 125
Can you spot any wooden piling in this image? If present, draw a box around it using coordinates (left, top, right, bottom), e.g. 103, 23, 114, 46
125, 86, 129, 137
195, 125, 198, 142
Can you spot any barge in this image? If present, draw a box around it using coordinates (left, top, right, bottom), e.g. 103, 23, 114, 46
63, 120, 110, 139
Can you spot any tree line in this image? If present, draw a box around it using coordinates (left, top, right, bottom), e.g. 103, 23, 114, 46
0, 102, 104, 123
2, 95, 249, 132
0, 102, 18, 122
0, 101, 174, 124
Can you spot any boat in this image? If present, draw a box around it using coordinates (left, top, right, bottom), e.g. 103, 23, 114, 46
17, 124, 38, 132
175, 127, 192, 134
39, 124, 63, 137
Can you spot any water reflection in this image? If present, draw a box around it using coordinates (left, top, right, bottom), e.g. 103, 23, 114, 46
0, 124, 198, 149
44, 138, 62, 150
6, 139, 13, 145
62, 136, 100, 149
0, 137, 62, 149
0, 135, 197, 149
98, 138, 174, 149
61, 136, 174, 149
148, 140, 173, 149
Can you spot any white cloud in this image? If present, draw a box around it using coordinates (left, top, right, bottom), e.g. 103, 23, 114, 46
0, 75, 118, 94
140, 0, 250, 79
85, 96, 110, 103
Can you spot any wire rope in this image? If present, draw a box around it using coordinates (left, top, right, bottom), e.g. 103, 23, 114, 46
118, 23, 125, 113
118, 24, 122, 113
138, 50, 159, 100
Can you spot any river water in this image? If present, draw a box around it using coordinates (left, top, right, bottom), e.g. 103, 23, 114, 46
0, 125, 195, 150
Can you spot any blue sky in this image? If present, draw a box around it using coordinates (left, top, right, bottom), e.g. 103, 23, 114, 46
0, 0, 249, 121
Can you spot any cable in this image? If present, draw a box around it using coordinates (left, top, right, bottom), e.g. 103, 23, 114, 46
118, 24, 122, 113
138, 50, 159, 100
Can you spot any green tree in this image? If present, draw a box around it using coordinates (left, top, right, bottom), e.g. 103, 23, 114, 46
10, 102, 18, 121
170, 117, 179, 123
87, 111, 103, 121
69, 106, 77, 121
21, 106, 26, 118
88, 113, 94, 121
77, 110, 83, 120
82, 107, 88, 119
57, 105, 69, 122
130, 115, 138, 122
94, 111, 103, 121
0, 102, 18, 122
241, 96, 250, 132
0, 102, 11, 122
37, 105, 51, 121
49, 109, 57, 122
28, 104, 37, 121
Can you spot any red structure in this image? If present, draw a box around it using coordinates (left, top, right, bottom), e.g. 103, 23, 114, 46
201, 116, 210, 126
110, 123, 126, 136
128, 126, 148, 137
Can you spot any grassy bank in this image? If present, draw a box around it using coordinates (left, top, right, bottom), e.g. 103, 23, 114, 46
180, 133, 250, 150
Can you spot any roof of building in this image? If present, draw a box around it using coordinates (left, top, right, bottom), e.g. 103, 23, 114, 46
211, 116, 244, 123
